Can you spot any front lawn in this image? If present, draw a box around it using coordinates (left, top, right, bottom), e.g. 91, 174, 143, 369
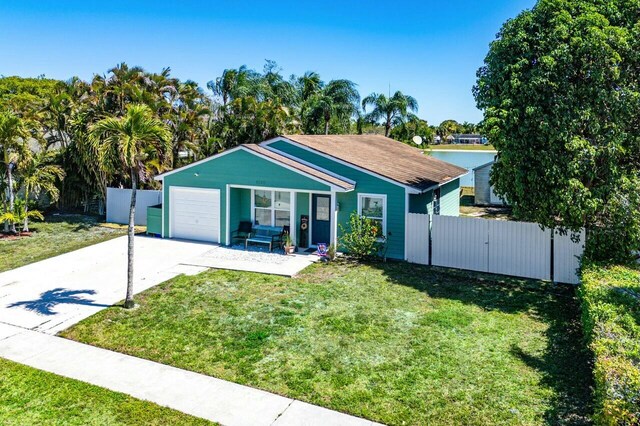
0, 357, 211, 425
0, 214, 126, 272
62, 262, 593, 425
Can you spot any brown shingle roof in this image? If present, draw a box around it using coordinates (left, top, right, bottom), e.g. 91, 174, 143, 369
242, 144, 355, 191
279, 134, 468, 191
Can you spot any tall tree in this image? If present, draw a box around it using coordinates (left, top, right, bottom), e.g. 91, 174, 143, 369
19, 150, 65, 231
302, 79, 360, 135
389, 114, 434, 146
0, 111, 32, 233
90, 104, 171, 308
362, 91, 418, 136
164, 80, 211, 166
436, 119, 462, 140
474, 0, 640, 261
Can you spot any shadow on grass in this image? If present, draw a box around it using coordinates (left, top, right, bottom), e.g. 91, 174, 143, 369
8, 288, 111, 316
369, 261, 594, 425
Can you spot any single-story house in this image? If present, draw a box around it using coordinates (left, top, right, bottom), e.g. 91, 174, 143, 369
451, 134, 489, 145
147, 134, 467, 260
473, 160, 505, 206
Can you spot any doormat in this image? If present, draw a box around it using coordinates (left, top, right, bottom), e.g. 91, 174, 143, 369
304, 248, 316, 253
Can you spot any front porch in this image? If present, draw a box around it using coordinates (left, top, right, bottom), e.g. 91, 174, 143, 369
227, 186, 339, 251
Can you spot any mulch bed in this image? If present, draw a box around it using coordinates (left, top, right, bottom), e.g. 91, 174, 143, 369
0, 232, 32, 240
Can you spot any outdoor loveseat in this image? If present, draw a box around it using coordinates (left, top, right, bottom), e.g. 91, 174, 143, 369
245, 225, 285, 252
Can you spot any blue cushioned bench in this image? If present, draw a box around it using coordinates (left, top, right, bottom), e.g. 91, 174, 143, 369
245, 225, 284, 252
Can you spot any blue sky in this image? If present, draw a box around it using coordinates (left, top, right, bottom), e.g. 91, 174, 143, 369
0, 0, 535, 125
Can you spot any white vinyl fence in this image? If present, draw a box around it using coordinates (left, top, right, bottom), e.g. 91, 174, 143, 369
406, 213, 430, 265
106, 187, 162, 226
553, 229, 586, 285
405, 214, 585, 284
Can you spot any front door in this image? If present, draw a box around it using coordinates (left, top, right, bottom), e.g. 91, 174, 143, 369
311, 194, 331, 245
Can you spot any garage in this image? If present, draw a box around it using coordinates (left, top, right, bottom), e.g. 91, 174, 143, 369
170, 187, 220, 243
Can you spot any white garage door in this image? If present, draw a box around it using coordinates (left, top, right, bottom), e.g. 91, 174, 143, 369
170, 187, 220, 243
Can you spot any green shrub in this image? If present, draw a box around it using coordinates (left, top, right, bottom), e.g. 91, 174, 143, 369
579, 263, 640, 425
338, 212, 386, 260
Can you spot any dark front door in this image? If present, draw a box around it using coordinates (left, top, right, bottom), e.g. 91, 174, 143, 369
311, 194, 331, 245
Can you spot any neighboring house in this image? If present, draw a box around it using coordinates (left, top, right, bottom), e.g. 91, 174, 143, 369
451, 134, 488, 145
473, 160, 505, 206
147, 134, 467, 260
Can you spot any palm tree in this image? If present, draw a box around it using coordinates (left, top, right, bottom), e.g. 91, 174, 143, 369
164, 80, 211, 166
296, 71, 323, 103
361, 91, 419, 137
90, 104, 171, 308
303, 79, 359, 134
20, 150, 65, 231
0, 111, 32, 233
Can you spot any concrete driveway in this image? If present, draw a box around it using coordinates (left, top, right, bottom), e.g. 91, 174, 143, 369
0, 235, 212, 334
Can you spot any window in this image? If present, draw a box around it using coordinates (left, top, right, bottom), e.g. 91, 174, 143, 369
253, 190, 291, 227
433, 188, 441, 215
254, 190, 273, 226
358, 194, 386, 237
315, 196, 330, 221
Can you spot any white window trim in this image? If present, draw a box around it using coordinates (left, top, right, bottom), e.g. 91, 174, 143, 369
357, 193, 387, 238
251, 189, 293, 228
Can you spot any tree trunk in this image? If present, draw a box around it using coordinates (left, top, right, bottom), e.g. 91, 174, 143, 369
123, 168, 137, 309
324, 119, 330, 135
23, 190, 29, 233
2, 189, 7, 233
6, 163, 16, 234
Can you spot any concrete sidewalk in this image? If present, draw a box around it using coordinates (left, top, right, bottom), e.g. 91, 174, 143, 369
0, 324, 380, 426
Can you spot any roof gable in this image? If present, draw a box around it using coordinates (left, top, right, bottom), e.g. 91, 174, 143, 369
155, 144, 354, 192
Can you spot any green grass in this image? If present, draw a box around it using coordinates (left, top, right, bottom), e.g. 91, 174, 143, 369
427, 144, 496, 151
62, 261, 593, 425
0, 357, 212, 425
0, 214, 126, 272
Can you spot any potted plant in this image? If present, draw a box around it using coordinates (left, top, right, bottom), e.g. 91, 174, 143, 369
283, 232, 295, 254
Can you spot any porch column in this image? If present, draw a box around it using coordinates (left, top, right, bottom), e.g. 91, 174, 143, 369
330, 190, 337, 247
290, 191, 296, 246
225, 184, 230, 245
404, 189, 409, 261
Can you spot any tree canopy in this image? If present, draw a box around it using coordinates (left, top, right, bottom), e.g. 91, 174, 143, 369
361, 91, 418, 137
474, 0, 640, 260
0, 61, 474, 219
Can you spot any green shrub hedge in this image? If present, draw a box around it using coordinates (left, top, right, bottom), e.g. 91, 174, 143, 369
579, 263, 640, 425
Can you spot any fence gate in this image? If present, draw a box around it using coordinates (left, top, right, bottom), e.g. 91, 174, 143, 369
487, 220, 551, 280
407, 215, 585, 284
406, 213, 430, 265
431, 215, 489, 272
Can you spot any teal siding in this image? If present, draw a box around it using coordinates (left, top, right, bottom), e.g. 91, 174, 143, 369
296, 192, 309, 246
162, 148, 330, 243
229, 188, 251, 236
409, 191, 434, 214
408, 179, 460, 216
439, 179, 460, 216
270, 140, 406, 260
